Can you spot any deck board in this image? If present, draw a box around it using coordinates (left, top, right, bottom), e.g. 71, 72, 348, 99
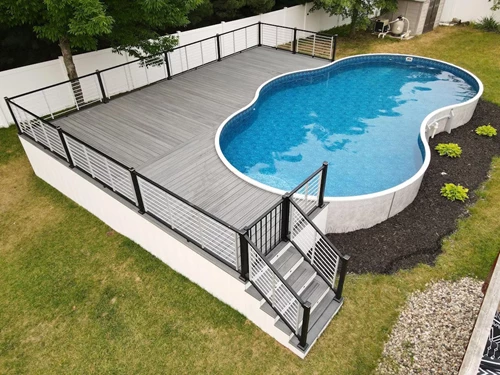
54, 47, 327, 228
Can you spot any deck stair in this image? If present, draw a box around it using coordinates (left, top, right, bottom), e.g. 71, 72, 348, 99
245, 233, 344, 353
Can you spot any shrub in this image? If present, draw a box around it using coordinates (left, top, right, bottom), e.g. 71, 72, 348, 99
435, 143, 462, 158
475, 16, 500, 32
475, 124, 498, 137
441, 183, 469, 202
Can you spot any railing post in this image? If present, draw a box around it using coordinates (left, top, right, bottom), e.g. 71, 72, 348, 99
258, 22, 262, 46
129, 168, 145, 214
335, 255, 350, 300
281, 194, 290, 241
164, 52, 172, 80
292, 28, 297, 54
216, 34, 222, 61
239, 231, 249, 281
318, 161, 328, 207
298, 302, 311, 350
332, 34, 338, 62
57, 127, 74, 168
95, 70, 109, 103
4, 98, 22, 134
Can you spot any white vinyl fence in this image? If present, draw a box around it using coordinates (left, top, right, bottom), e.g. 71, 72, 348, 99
440, 0, 500, 22
0, 3, 351, 128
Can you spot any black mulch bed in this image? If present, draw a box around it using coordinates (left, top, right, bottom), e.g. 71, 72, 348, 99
327, 100, 500, 274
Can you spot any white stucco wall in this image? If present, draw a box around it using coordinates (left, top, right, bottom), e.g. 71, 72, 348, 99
20, 136, 335, 357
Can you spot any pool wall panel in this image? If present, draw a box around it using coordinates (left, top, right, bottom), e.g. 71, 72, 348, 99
215, 54, 484, 233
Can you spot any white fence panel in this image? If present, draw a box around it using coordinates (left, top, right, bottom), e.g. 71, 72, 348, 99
1, 3, 346, 128
440, 0, 500, 22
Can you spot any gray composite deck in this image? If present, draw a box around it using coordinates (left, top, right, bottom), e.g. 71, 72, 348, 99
54, 47, 327, 227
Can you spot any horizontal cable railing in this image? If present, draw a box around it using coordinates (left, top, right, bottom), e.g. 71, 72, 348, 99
296, 30, 336, 60
7, 25, 343, 349
10, 72, 104, 120
63, 133, 137, 204
137, 174, 241, 270
246, 236, 310, 343
6, 95, 244, 273
220, 23, 260, 58
260, 23, 337, 61
8, 101, 67, 160
289, 161, 328, 216
289, 199, 349, 300
7, 22, 337, 124
246, 200, 284, 256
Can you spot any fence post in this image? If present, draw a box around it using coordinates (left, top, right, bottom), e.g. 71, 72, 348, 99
57, 127, 74, 168
164, 52, 172, 80
335, 255, 350, 300
129, 168, 145, 214
258, 22, 262, 46
318, 161, 328, 207
332, 34, 338, 62
281, 194, 291, 241
95, 70, 109, 103
239, 231, 249, 281
298, 302, 311, 350
292, 28, 297, 54
216, 34, 222, 61
4, 98, 22, 134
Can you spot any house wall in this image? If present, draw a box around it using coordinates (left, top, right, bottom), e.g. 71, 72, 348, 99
382, 0, 425, 35
383, 0, 448, 36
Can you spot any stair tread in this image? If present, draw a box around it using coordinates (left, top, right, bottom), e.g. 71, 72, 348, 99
271, 246, 302, 276
300, 276, 329, 311
266, 242, 289, 261
288, 262, 316, 293
289, 292, 342, 350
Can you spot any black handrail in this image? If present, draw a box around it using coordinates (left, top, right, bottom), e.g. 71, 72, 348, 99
9, 22, 336, 103
288, 198, 350, 300
288, 162, 327, 197
260, 22, 336, 39
135, 171, 243, 235
244, 235, 311, 348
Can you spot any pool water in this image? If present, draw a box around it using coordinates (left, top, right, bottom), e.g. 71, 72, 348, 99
219, 58, 478, 196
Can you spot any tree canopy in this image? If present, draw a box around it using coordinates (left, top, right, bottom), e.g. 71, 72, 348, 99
310, 0, 398, 36
0, 0, 202, 78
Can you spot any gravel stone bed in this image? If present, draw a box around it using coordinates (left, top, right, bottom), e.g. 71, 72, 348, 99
377, 278, 484, 375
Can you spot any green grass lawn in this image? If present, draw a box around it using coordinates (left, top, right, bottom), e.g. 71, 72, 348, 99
1, 26, 500, 374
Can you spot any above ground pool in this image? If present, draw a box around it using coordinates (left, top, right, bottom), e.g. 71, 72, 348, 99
216, 54, 481, 198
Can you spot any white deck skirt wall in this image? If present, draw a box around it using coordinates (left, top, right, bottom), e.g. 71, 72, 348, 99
0, 3, 348, 128
440, 0, 500, 22
20, 136, 329, 358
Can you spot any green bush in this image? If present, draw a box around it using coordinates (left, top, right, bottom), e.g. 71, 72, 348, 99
441, 183, 469, 202
475, 124, 498, 137
435, 143, 462, 158
475, 16, 500, 32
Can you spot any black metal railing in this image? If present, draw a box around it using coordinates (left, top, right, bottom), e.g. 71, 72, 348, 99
288, 199, 350, 300
245, 235, 311, 349
6, 25, 343, 350
6, 22, 337, 126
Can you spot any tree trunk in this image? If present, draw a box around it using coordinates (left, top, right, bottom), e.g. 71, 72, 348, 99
58, 37, 78, 80
349, 8, 359, 37
59, 36, 84, 107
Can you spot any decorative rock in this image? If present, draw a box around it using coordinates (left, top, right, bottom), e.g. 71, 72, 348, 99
377, 278, 483, 375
